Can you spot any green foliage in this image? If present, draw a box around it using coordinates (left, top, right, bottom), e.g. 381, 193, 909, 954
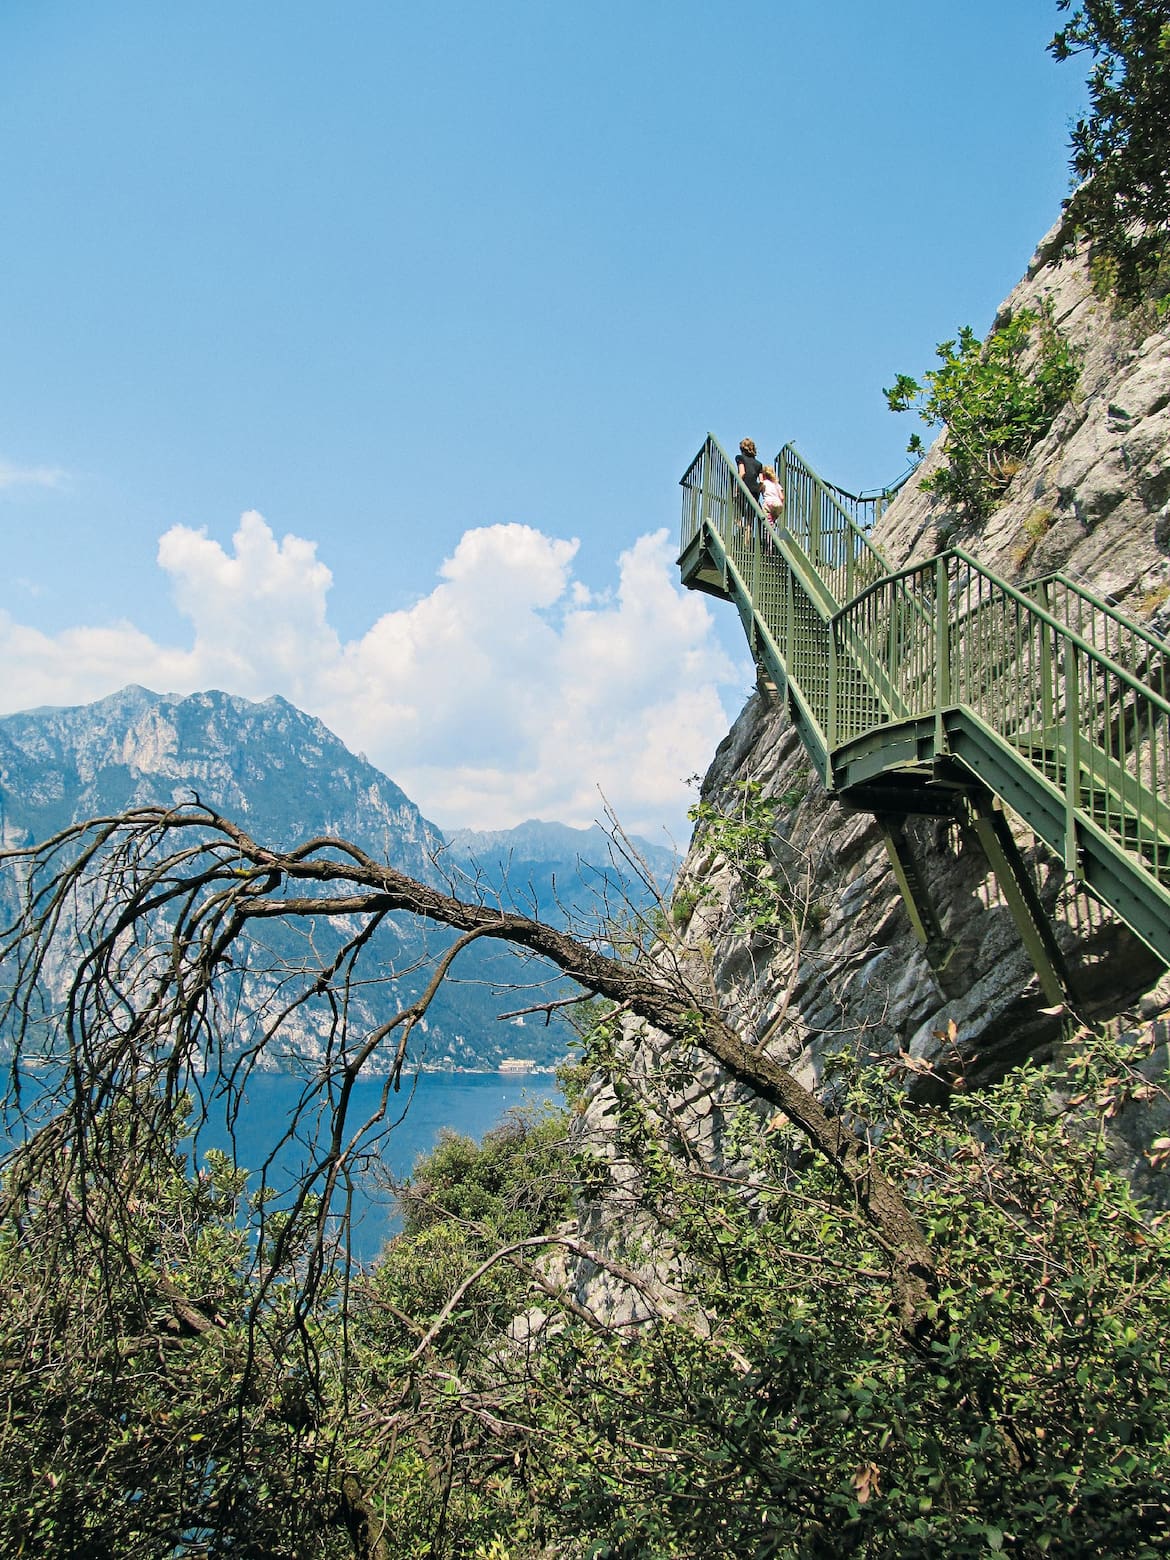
1050, 1, 1170, 302
343, 1103, 576, 1554
15, 1029, 1170, 1557
0, 1096, 349, 1557
8, 792, 1170, 1558
362, 1103, 572, 1364
399, 1102, 573, 1243
327, 820, 1170, 1558
688, 780, 787, 935
688, 778, 828, 949
1011, 506, 1059, 570
667, 881, 706, 928
885, 308, 1080, 522
443, 1032, 1170, 1558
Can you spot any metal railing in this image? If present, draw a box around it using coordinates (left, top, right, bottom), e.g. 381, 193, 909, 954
681, 435, 895, 612
832, 552, 1170, 885
817, 463, 917, 535
679, 434, 1170, 958
773, 443, 889, 609
1025, 571, 1170, 702
679, 435, 841, 764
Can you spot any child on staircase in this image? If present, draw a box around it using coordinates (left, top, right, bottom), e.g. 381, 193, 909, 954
759, 465, 785, 529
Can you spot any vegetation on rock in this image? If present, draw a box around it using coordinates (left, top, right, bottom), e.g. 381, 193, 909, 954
883, 1, 1170, 526
2, 795, 1168, 1556
884, 306, 1080, 523
1050, 0, 1170, 304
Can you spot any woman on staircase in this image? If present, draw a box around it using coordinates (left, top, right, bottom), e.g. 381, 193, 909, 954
736, 437, 764, 536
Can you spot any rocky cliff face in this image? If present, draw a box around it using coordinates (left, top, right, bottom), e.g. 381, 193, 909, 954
881, 214, 1170, 613
693, 225, 1169, 1146
572, 225, 1170, 1317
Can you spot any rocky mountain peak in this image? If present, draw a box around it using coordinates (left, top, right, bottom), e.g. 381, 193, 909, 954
0, 685, 441, 878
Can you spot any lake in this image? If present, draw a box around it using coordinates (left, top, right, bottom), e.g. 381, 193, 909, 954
192, 1068, 564, 1263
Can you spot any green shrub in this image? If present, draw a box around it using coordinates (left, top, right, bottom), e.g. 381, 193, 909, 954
885, 307, 1079, 522
1051, 1, 1170, 304
502, 1031, 1170, 1557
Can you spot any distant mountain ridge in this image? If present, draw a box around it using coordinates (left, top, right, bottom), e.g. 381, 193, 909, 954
444, 819, 677, 932
446, 818, 677, 887
0, 687, 672, 1071
0, 684, 442, 881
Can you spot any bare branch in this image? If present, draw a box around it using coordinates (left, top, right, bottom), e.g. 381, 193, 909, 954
2, 801, 936, 1329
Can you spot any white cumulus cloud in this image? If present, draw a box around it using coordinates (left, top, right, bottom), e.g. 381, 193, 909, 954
0, 513, 748, 837
155, 511, 343, 708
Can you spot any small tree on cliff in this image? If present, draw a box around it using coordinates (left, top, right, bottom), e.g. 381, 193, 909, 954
1050, 0, 1170, 298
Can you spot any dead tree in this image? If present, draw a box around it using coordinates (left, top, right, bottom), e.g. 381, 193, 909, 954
1, 802, 935, 1325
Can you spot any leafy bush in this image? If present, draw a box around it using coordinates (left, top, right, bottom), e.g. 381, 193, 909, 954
8, 792, 1170, 1559
885, 307, 1080, 522
334, 784, 1170, 1558
397, 1102, 574, 1243
1050, 1, 1170, 302
499, 1030, 1170, 1558
685, 777, 826, 943
0, 1097, 348, 1558
346, 1102, 575, 1556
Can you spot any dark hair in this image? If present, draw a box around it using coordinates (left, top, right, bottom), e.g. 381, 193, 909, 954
739, 437, 757, 457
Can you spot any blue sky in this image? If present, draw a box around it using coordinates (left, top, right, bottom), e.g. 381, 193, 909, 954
0, 1, 1087, 839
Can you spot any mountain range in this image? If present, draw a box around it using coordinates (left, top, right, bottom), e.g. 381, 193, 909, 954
0, 686, 676, 1072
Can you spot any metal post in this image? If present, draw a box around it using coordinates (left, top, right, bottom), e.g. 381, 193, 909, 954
967, 790, 1076, 1008
878, 817, 958, 982
1038, 579, 1054, 740
935, 555, 951, 756
700, 440, 713, 547
750, 524, 760, 655
785, 563, 794, 665
1063, 642, 1082, 876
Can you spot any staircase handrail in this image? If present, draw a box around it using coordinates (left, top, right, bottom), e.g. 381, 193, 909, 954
700, 518, 836, 763
679, 435, 839, 760
948, 549, 1170, 720
833, 546, 1170, 899
773, 442, 889, 608
817, 463, 917, 534
679, 432, 774, 549
681, 436, 1170, 737
1023, 570, 1170, 696
682, 436, 902, 604
832, 547, 1170, 724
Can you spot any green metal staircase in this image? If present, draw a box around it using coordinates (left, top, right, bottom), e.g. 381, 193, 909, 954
679, 434, 1170, 990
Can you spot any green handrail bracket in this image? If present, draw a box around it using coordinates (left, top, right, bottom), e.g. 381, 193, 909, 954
679, 434, 1170, 990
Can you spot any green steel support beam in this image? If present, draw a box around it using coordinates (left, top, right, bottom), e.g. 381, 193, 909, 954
964, 789, 1076, 1009
877, 816, 958, 980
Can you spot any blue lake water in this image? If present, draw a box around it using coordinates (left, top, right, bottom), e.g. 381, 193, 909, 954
192, 1069, 563, 1263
